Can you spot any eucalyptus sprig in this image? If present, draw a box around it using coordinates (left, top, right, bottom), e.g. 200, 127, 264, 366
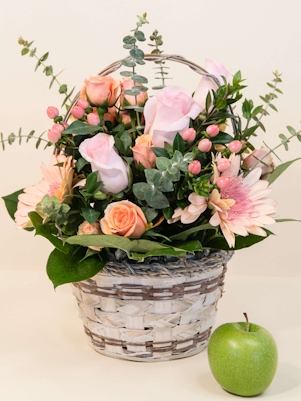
120, 13, 149, 133
18, 37, 75, 107
0, 128, 51, 150
149, 30, 171, 90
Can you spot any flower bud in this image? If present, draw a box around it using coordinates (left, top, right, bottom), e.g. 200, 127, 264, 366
228, 140, 242, 153
46, 106, 59, 119
52, 123, 65, 133
188, 160, 201, 175
182, 128, 196, 142
206, 124, 219, 137
198, 138, 212, 152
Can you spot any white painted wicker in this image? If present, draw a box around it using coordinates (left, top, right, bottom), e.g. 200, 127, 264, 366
71, 249, 232, 362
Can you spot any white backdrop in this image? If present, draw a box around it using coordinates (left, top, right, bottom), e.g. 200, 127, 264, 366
0, 0, 300, 278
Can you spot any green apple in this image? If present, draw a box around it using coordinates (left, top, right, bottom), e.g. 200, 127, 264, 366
208, 314, 278, 397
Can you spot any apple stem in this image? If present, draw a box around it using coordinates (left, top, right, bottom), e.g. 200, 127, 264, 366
243, 312, 250, 332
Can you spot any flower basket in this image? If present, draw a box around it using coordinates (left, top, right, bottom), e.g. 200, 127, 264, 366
71, 249, 232, 361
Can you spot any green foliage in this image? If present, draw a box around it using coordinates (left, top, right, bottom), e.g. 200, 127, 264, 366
18, 36, 73, 106
149, 29, 171, 89
0, 128, 51, 150
47, 246, 106, 288
2, 189, 24, 220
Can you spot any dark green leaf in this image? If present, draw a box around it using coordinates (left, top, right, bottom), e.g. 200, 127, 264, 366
59, 84, 67, 94
63, 120, 100, 136
29, 212, 70, 254
176, 240, 203, 253
2, 189, 24, 220
215, 99, 227, 109
170, 224, 213, 241
210, 132, 234, 144
47, 247, 105, 288
173, 133, 185, 153
151, 147, 170, 158
76, 157, 89, 172
85, 171, 98, 193
207, 230, 274, 250
21, 48, 29, 56
40, 52, 49, 62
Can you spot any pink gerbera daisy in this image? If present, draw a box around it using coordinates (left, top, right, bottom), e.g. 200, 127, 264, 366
209, 167, 277, 247
14, 154, 74, 229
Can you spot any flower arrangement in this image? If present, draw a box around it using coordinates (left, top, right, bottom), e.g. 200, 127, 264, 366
2, 14, 300, 288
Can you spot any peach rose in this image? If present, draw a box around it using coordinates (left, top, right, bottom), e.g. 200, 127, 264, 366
132, 134, 156, 169
100, 200, 147, 239
79, 133, 129, 194
80, 76, 120, 106
78, 221, 102, 251
120, 78, 148, 107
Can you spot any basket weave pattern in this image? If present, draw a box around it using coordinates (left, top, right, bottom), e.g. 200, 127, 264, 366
72, 249, 232, 361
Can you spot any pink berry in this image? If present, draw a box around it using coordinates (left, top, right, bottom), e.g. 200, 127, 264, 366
188, 160, 201, 175
61, 122, 69, 129
228, 140, 242, 153
71, 106, 85, 119
181, 128, 196, 142
198, 138, 212, 152
47, 128, 61, 144
217, 158, 231, 172
78, 98, 90, 110
216, 176, 231, 190
52, 123, 65, 133
46, 106, 59, 119
87, 113, 100, 126
206, 124, 219, 137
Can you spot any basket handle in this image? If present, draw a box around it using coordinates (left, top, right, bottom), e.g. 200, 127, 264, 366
64, 53, 237, 135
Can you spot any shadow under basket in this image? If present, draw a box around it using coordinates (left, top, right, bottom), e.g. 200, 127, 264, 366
71, 248, 233, 362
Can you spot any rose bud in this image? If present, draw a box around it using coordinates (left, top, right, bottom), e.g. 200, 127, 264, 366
228, 140, 242, 153
182, 128, 196, 142
46, 106, 59, 119
206, 124, 219, 137
188, 160, 201, 175
198, 138, 212, 152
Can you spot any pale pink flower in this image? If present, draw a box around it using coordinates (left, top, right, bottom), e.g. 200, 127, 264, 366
14, 154, 74, 229
243, 148, 274, 175
167, 193, 207, 224
144, 86, 201, 147
78, 221, 103, 251
194, 59, 231, 111
208, 168, 277, 248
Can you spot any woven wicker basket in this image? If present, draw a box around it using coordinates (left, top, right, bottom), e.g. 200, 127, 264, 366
72, 249, 232, 361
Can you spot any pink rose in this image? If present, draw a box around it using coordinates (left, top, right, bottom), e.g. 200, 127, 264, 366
144, 86, 201, 148
120, 78, 148, 106
243, 148, 274, 175
132, 134, 156, 169
80, 76, 120, 106
194, 59, 231, 111
100, 200, 147, 239
79, 133, 129, 194
78, 221, 102, 251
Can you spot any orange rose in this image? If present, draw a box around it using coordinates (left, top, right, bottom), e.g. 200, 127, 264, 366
81, 76, 120, 106
132, 134, 156, 169
78, 220, 103, 251
100, 200, 147, 239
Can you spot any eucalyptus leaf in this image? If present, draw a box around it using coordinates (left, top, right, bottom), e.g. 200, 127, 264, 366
121, 59, 136, 68
130, 48, 144, 60
134, 30, 146, 41
132, 74, 148, 84
120, 71, 133, 77
123, 35, 136, 44
145, 186, 170, 209
267, 158, 301, 185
